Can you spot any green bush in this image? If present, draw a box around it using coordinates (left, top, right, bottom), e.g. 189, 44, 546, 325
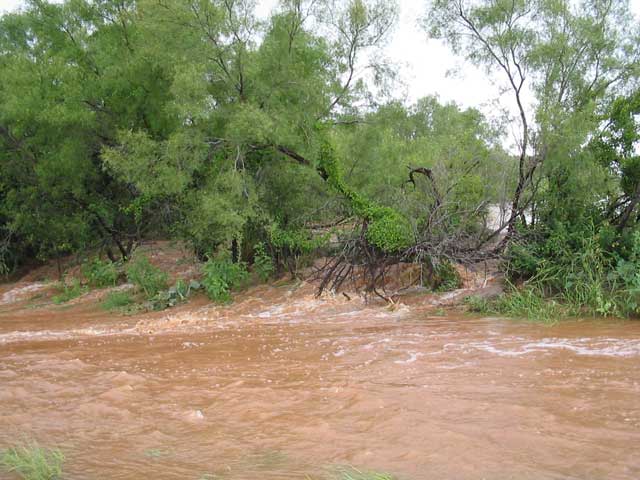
101, 290, 134, 311
253, 242, 274, 282
82, 257, 119, 287
201, 257, 248, 303
504, 223, 632, 317
1, 442, 64, 480
52, 279, 86, 304
126, 256, 168, 299
268, 224, 328, 275
609, 231, 640, 315
433, 261, 463, 292
152, 279, 201, 310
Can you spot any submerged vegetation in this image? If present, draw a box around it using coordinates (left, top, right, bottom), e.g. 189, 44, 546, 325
0, 0, 639, 317
0, 441, 397, 480
1, 443, 64, 480
332, 467, 397, 480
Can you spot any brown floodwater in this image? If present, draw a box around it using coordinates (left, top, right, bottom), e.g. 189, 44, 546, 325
1, 282, 639, 479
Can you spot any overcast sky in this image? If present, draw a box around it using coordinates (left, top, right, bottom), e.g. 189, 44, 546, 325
1, 0, 639, 130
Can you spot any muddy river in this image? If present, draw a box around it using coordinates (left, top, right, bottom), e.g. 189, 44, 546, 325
1, 283, 639, 479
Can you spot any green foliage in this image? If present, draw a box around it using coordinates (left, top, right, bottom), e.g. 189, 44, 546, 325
1, 443, 64, 480
465, 287, 563, 324
101, 290, 134, 311
269, 226, 327, 254
152, 279, 201, 310
253, 242, 274, 282
432, 261, 463, 292
82, 257, 119, 288
52, 279, 86, 304
613, 231, 640, 315
268, 224, 328, 275
504, 223, 640, 318
333, 466, 397, 480
126, 256, 168, 299
319, 136, 412, 253
201, 257, 249, 303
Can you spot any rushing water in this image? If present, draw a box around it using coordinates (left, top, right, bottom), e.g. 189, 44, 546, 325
1, 283, 639, 479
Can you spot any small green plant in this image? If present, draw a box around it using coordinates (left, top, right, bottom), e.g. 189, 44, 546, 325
253, 242, 274, 282
101, 290, 134, 311
1, 442, 64, 480
143, 448, 171, 459
82, 257, 119, 287
126, 256, 168, 299
201, 257, 248, 303
52, 278, 86, 304
152, 279, 201, 310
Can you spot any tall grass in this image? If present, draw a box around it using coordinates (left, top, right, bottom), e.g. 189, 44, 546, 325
1, 443, 64, 480
465, 287, 562, 324
486, 228, 640, 321
527, 234, 617, 317
101, 290, 134, 311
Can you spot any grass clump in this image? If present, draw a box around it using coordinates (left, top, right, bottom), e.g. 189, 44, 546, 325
126, 256, 168, 299
465, 285, 563, 324
1, 443, 64, 480
101, 290, 134, 311
51, 279, 86, 304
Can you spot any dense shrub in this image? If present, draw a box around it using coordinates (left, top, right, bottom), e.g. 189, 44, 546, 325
126, 256, 168, 299
201, 257, 249, 303
253, 242, 274, 282
82, 257, 120, 287
500, 223, 640, 318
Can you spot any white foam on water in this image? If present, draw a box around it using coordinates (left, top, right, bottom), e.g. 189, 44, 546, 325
0, 326, 136, 344
466, 337, 640, 358
0, 282, 49, 305
394, 351, 424, 364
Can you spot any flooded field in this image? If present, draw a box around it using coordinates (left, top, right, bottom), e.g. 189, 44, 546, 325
1, 283, 639, 479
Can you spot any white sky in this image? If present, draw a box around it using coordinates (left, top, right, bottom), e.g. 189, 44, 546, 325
1, 0, 639, 132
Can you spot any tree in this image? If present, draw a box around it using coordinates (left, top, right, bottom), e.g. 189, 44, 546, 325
0, 0, 178, 264
424, 0, 640, 241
